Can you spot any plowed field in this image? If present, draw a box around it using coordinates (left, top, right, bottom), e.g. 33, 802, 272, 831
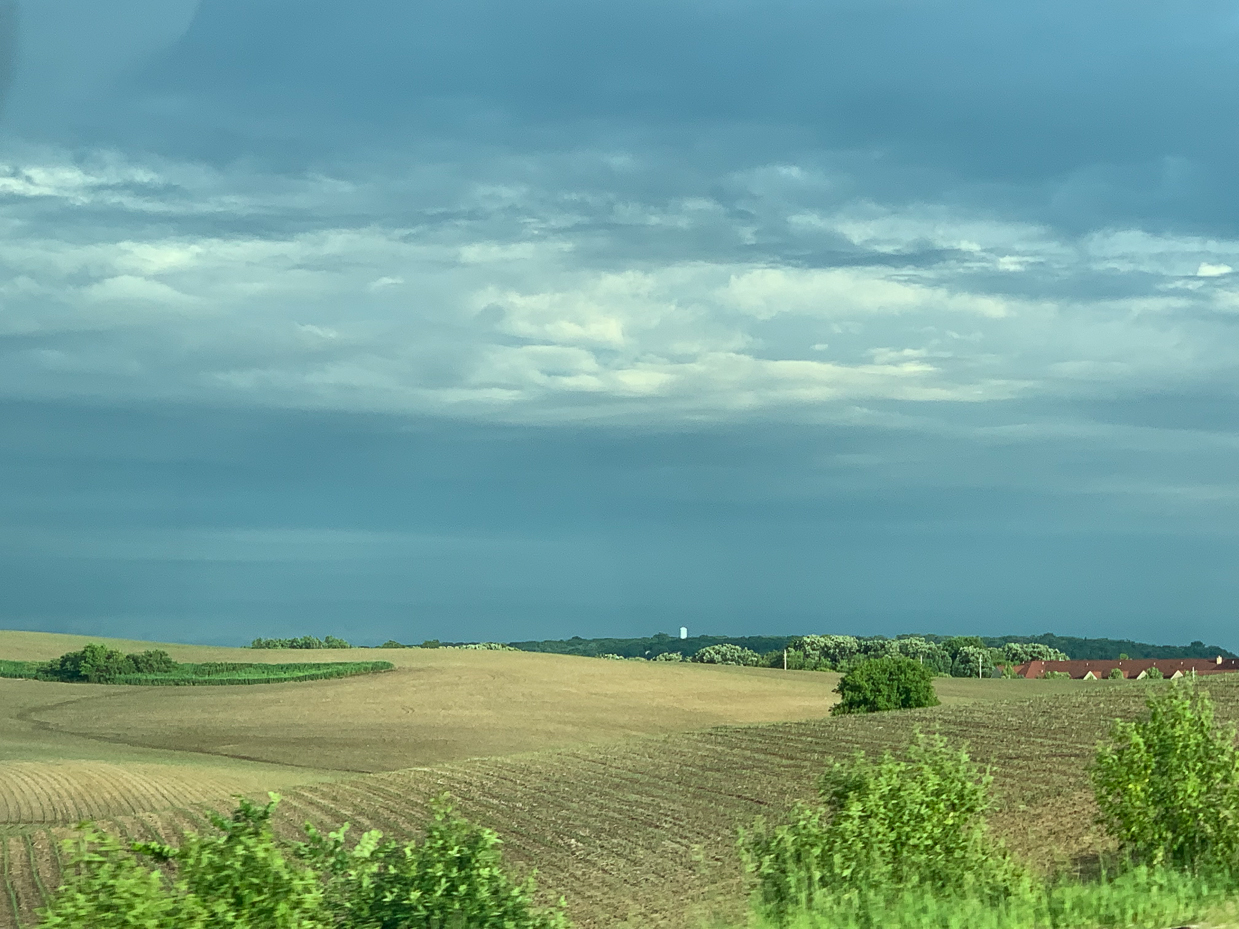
2, 629, 1214, 929
7, 678, 1233, 929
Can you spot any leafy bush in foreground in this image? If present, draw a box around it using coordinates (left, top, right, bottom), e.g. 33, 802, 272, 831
740, 733, 1026, 924
693, 644, 760, 666
1093, 679, 1239, 872
40, 796, 567, 929
41, 797, 324, 929
300, 798, 566, 929
831, 656, 939, 716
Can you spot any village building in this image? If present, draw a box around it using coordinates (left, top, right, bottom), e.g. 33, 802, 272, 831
1012, 656, 1239, 680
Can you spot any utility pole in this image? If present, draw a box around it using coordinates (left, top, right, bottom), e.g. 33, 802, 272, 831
783, 648, 787, 671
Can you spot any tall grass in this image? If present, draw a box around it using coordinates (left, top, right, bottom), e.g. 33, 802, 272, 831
0, 659, 393, 685
754, 865, 1236, 929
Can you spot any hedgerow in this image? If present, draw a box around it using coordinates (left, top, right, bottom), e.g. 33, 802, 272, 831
0, 648, 392, 686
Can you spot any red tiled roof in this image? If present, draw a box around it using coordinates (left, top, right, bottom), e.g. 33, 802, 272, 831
1013, 658, 1239, 680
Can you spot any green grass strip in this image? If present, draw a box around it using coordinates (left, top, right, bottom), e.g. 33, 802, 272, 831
759, 864, 1236, 929
0, 659, 393, 686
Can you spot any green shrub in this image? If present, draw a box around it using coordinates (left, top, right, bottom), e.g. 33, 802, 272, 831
831, 657, 939, 716
1145, 666, 1165, 679
692, 644, 760, 666
40, 797, 324, 929
452, 642, 518, 651
42, 796, 567, 929
299, 797, 566, 929
38, 645, 179, 683
1092, 679, 1239, 872
740, 733, 1027, 924
1107, 667, 1125, 680
653, 651, 683, 662
1041, 670, 1071, 680
377, 640, 406, 648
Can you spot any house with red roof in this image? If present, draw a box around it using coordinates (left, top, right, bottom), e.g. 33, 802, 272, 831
1012, 656, 1239, 680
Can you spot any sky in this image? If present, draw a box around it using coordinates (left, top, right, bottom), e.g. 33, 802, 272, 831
0, 0, 1236, 648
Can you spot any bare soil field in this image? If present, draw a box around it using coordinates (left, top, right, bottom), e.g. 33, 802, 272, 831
0, 629, 1201, 929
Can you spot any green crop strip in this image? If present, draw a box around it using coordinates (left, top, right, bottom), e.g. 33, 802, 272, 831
0, 659, 393, 686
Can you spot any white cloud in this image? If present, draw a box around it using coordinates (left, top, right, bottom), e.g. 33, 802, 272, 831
1198, 262, 1233, 277
0, 147, 1237, 424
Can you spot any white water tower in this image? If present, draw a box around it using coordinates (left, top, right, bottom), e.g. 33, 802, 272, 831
680, 626, 688, 639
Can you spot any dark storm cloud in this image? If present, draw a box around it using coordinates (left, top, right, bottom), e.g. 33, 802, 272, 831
34, 0, 1223, 231
2, 400, 1235, 646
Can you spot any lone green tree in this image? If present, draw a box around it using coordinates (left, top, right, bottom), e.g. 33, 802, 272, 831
831, 656, 940, 715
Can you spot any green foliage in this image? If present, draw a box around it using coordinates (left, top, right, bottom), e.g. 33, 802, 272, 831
692, 644, 760, 666
298, 797, 567, 929
420, 639, 441, 648
750, 863, 1232, 929
653, 651, 683, 662
450, 642, 519, 651
250, 636, 353, 649
1144, 666, 1165, 680
377, 640, 406, 648
941, 636, 986, 656
39, 829, 190, 929
832, 657, 940, 716
40, 796, 325, 929
971, 633, 1233, 661
0, 655, 392, 686
1092, 680, 1239, 871
791, 635, 861, 669
740, 733, 1027, 925
36, 644, 179, 683
950, 645, 1001, 678
1107, 667, 1125, 680
42, 796, 567, 929
1041, 670, 1071, 680
1001, 642, 1070, 664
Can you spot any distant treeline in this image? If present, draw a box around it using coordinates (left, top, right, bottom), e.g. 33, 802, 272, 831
508, 632, 795, 660
251, 635, 353, 649
507, 631, 1236, 661
960, 633, 1236, 660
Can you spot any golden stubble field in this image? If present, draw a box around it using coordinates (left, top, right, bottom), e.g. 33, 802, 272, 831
0, 629, 1206, 929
